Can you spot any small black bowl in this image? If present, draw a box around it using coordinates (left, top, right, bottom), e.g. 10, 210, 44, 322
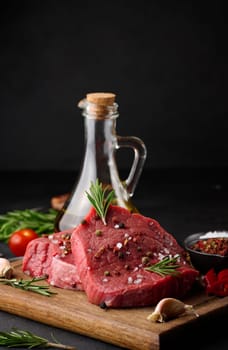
184, 232, 228, 274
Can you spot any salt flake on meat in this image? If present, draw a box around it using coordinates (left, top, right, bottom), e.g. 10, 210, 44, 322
134, 278, 142, 284
128, 277, 133, 284
116, 242, 123, 249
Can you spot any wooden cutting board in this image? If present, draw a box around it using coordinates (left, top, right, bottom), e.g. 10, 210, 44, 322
0, 260, 228, 350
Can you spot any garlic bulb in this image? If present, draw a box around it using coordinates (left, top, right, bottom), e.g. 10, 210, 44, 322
0, 258, 14, 279
147, 297, 198, 323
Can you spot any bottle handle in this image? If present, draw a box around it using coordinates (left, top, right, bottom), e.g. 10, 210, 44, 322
116, 136, 147, 197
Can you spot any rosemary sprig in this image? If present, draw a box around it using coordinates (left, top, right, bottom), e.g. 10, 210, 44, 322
0, 208, 57, 242
85, 179, 115, 225
0, 328, 76, 349
0, 277, 57, 297
145, 256, 180, 277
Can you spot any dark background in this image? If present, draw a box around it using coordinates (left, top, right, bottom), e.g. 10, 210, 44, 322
0, 1, 227, 173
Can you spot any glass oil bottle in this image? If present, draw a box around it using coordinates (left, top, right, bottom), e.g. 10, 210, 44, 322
55, 92, 147, 231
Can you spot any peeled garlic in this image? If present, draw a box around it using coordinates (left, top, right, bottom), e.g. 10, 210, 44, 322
0, 258, 14, 279
147, 297, 199, 323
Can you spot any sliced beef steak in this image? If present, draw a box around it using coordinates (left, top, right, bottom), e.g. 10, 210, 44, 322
71, 205, 199, 307
22, 231, 83, 290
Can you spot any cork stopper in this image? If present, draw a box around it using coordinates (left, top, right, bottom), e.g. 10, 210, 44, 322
78, 92, 117, 119
86, 92, 116, 106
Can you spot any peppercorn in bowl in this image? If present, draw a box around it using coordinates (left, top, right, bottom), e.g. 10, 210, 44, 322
184, 231, 228, 274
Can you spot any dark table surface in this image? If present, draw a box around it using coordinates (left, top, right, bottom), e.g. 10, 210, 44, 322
0, 169, 228, 350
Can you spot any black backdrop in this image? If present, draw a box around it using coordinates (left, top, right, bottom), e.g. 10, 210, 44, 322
0, 1, 227, 173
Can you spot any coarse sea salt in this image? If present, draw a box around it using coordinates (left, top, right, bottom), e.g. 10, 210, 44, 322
134, 278, 142, 285
116, 242, 123, 249
199, 231, 228, 239
128, 276, 133, 284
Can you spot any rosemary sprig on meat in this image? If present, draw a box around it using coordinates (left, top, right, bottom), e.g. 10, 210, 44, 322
145, 256, 180, 277
0, 209, 57, 242
0, 277, 57, 297
0, 328, 76, 349
85, 179, 115, 225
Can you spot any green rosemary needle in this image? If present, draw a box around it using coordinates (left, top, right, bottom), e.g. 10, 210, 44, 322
0, 208, 58, 242
85, 179, 115, 225
0, 277, 57, 297
0, 328, 76, 349
145, 256, 180, 277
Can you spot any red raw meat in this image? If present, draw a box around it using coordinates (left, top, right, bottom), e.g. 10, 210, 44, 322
71, 205, 199, 307
22, 231, 83, 290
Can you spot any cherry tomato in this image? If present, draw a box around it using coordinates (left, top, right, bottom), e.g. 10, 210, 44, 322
8, 229, 39, 256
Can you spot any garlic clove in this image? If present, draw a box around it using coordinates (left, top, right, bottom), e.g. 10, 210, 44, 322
0, 258, 14, 279
147, 297, 199, 323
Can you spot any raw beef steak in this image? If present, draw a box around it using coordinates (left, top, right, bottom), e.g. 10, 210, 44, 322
71, 205, 199, 307
22, 231, 83, 290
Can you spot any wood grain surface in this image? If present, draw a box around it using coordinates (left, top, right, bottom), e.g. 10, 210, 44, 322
0, 260, 228, 350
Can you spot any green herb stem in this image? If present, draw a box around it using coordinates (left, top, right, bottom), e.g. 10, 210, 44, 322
0, 328, 76, 349
0, 209, 57, 242
145, 256, 180, 276
85, 179, 115, 225
0, 277, 57, 297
